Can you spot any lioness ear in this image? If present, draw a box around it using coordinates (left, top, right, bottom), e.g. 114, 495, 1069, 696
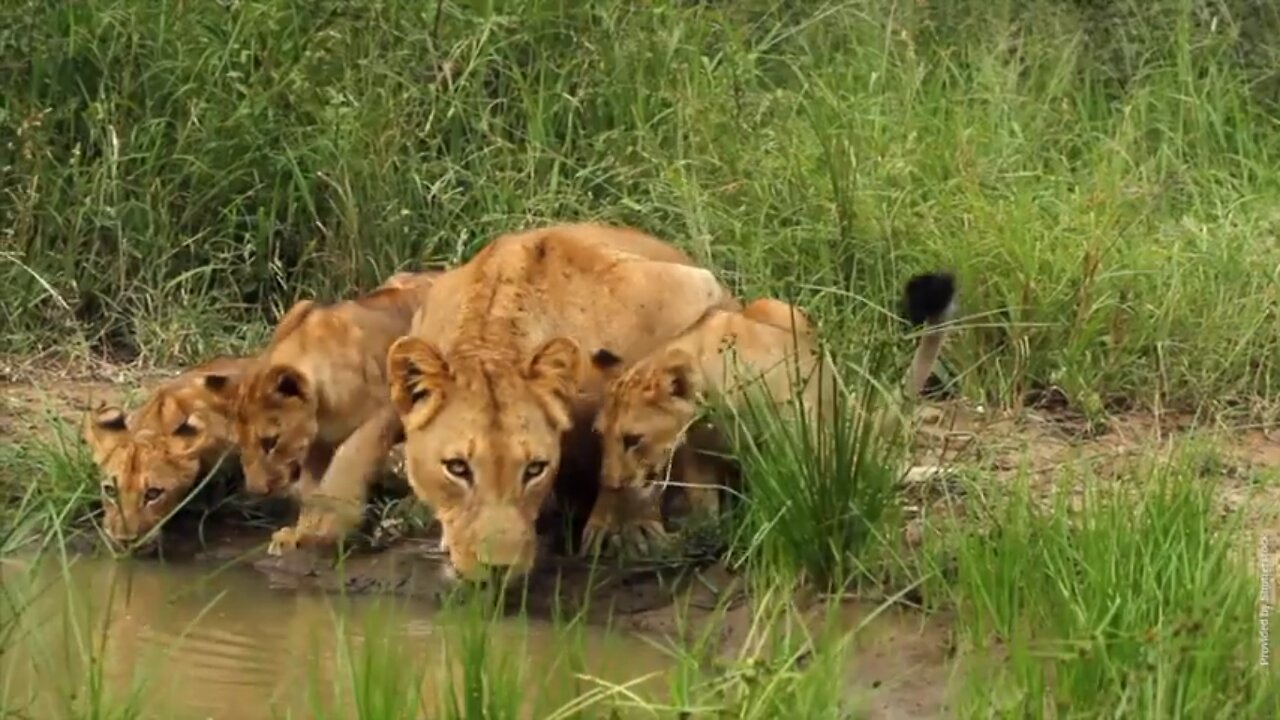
83, 405, 128, 463
526, 337, 582, 431
264, 365, 310, 402
655, 347, 700, 401
526, 337, 581, 391
387, 337, 452, 416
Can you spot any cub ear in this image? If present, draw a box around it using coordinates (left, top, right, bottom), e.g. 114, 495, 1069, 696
83, 405, 128, 462
263, 365, 310, 402
387, 337, 452, 417
590, 348, 625, 377
272, 299, 317, 343
202, 373, 234, 395
525, 337, 582, 431
173, 413, 206, 439
652, 347, 700, 402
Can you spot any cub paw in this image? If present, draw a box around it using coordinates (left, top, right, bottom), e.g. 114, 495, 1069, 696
267, 527, 300, 557
267, 499, 361, 557
580, 486, 669, 559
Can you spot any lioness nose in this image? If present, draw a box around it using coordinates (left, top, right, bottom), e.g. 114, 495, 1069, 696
474, 542, 527, 568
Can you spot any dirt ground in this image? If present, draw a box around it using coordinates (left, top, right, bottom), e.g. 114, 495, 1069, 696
5, 358, 1280, 719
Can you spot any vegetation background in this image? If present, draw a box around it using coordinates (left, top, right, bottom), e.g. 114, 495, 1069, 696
5, 0, 1280, 423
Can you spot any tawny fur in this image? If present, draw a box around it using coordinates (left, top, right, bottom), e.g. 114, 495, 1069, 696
363, 222, 739, 580
81, 270, 440, 550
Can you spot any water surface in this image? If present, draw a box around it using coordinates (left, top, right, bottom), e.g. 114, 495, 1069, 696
1, 550, 672, 719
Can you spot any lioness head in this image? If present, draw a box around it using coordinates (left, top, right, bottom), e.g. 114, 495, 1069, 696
386, 335, 582, 581
233, 364, 318, 496
596, 346, 704, 491
84, 405, 225, 549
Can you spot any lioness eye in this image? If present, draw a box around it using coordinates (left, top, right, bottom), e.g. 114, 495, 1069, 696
443, 459, 472, 482
523, 461, 548, 483
101, 483, 118, 499
259, 435, 278, 454
144, 487, 164, 503
622, 433, 643, 451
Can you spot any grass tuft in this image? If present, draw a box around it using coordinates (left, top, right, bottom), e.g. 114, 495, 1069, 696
927, 452, 1280, 716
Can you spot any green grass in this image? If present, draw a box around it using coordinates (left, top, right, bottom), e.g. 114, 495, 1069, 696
4, 425, 1279, 716
713, 341, 910, 590
4, 0, 1280, 417
0, 415, 101, 552
925, 451, 1280, 717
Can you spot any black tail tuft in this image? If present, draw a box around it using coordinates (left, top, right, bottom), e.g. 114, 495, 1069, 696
902, 272, 957, 326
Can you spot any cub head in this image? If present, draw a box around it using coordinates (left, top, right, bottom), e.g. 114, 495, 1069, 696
83, 406, 210, 549
233, 364, 318, 496
595, 346, 705, 491
82, 368, 241, 548
387, 335, 581, 582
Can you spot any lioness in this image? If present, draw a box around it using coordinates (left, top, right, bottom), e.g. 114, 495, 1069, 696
372, 223, 738, 581
590, 272, 958, 540
83, 355, 248, 548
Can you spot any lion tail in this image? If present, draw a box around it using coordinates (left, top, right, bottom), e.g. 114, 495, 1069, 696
901, 272, 957, 397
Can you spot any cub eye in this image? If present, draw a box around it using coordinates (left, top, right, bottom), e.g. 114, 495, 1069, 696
101, 483, 118, 499
259, 435, 278, 454
143, 487, 164, 503
523, 461, 548, 483
622, 433, 643, 451
443, 459, 472, 482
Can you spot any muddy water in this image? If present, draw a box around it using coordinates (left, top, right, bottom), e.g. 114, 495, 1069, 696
0, 550, 673, 719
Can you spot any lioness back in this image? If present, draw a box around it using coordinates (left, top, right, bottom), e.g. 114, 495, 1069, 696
84, 355, 250, 547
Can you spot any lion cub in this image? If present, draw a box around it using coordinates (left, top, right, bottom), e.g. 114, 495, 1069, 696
592, 272, 958, 537
589, 299, 829, 539
83, 355, 248, 548
233, 272, 439, 495
80, 270, 437, 551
